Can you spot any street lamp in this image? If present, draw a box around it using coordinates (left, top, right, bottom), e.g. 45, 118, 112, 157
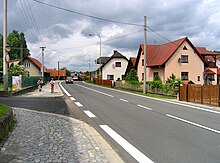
89, 33, 102, 81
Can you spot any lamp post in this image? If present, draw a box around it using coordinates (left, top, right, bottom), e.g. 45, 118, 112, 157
89, 33, 102, 81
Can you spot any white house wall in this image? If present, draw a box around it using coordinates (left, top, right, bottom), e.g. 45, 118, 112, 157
102, 58, 128, 81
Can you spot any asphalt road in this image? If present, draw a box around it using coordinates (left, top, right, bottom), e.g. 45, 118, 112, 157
0, 97, 69, 115
62, 81, 220, 163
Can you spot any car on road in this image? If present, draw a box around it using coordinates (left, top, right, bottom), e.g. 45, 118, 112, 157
65, 77, 74, 84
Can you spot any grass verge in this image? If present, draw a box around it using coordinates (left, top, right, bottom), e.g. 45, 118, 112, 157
0, 103, 10, 118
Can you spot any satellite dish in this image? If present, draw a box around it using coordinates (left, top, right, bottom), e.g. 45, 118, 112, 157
112, 64, 115, 68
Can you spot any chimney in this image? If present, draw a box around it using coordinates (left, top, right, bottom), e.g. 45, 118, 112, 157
113, 50, 117, 54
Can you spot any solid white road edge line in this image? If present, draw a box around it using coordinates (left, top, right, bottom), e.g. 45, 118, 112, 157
84, 110, 96, 118
137, 104, 153, 111
59, 82, 71, 97
75, 102, 83, 107
100, 125, 154, 163
166, 114, 220, 134
70, 97, 76, 101
120, 98, 129, 103
76, 84, 114, 97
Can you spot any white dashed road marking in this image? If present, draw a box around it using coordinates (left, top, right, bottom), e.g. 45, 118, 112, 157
70, 97, 76, 101
84, 110, 96, 118
100, 125, 154, 163
137, 104, 153, 111
75, 102, 83, 107
120, 98, 129, 103
166, 114, 220, 134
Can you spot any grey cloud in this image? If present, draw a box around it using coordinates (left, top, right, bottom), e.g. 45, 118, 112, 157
0, 0, 220, 71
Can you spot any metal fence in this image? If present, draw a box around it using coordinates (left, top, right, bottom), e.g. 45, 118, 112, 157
179, 84, 220, 106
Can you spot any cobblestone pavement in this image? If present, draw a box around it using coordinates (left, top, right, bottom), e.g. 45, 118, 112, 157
0, 108, 122, 163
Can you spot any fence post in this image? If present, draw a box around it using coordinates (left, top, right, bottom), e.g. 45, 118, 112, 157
218, 85, 220, 107
186, 84, 189, 102
201, 85, 203, 104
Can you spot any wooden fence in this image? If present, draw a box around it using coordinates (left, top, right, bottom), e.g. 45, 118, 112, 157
179, 84, 220, 106
95, 79, 112, 87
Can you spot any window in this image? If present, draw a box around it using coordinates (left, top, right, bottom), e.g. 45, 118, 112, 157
142, 73, 144, 81
183, 46, 188, 50
207, 74, 215, 81
181, 72, 188, 80
142, 59, 144, 66
115, 62, 121, 67
107, 75, 114, 80
24, 62, 31, 68
153, 72, 159, 78
181, 55, 188, 63
198, 76, 200, 81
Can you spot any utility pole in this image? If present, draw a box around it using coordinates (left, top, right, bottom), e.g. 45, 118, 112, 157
3, 0, 8, 92
20, 41, 23, 65
88, 55, 91, 81
58, 61, 59, 80
40, 47, 46, 79
143, 16, 147, 94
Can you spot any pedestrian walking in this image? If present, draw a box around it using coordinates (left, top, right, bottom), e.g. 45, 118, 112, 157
37, 78, 43, 92
50, 78, 55, 93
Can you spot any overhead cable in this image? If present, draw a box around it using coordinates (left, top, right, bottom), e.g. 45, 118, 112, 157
32, 0, 143, 27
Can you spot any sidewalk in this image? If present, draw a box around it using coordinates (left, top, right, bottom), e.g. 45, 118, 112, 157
20, 81, 64, 98
0, 81, 124, 163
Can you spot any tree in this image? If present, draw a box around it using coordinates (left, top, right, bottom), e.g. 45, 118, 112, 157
0, 30, 30, 70
125, 69, 138, 82
8, 64, 28, 76
7, 30, 30, 60
0, 36, 3, 70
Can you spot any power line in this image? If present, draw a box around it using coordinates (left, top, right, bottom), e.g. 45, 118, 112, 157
32, 0, 143, 27
16, 0, 41, 45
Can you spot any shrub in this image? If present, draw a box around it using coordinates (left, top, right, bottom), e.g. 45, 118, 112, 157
125, 69, 139, 82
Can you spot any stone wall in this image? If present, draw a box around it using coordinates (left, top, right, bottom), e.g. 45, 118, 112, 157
0, 108, 14, 142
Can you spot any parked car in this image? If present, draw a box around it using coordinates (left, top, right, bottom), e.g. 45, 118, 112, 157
66, 77, 74, 84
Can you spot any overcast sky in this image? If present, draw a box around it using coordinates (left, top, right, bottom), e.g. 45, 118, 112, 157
0, 0, 220, 71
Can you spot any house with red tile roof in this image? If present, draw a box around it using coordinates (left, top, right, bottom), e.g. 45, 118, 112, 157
21, 56, 50, 78
47, 69, 66, 79
196, 47, 220, 84
135, 37, 219, 84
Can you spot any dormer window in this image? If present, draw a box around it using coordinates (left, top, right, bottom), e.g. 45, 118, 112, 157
207, 58, 211, 62
183, 46, 188, 50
